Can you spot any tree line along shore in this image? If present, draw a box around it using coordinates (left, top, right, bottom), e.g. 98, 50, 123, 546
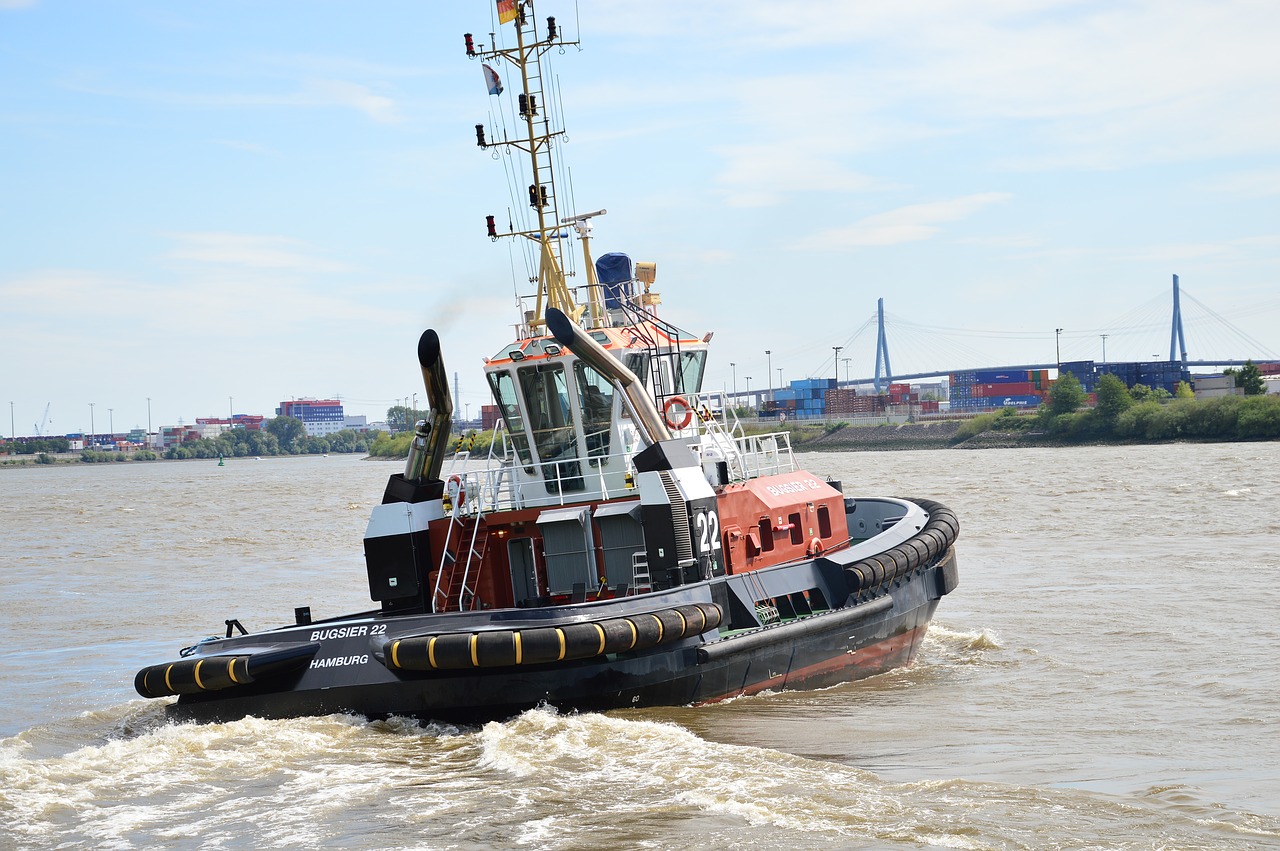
4, 376, 1277, 468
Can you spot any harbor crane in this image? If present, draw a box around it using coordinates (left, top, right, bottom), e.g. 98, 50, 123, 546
35, 403, 50, 437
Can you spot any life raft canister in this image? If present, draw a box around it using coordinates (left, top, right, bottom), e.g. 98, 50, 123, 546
662, 395, 693, 430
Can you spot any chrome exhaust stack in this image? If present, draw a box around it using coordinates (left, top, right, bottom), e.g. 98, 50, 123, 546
545, 307, 671, 444
406, 329, 454, 483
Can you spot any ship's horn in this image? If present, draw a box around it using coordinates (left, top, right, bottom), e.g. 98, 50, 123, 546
409, 328, 454, 482
545, 307, 671, 444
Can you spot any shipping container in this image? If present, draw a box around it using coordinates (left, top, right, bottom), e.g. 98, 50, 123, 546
973, 382, 1038, 397
987, 395, 1044, 408
973, 369, 1029, 384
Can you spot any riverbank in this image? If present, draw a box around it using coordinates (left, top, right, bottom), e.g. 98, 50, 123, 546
790, 421, 964, 451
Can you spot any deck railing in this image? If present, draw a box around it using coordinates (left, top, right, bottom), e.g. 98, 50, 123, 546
444, 407, 797, 516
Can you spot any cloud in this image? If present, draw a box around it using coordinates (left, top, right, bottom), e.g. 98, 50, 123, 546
601, 1, 1280, 170
164, 232, 352, 273
302, 79, 400, 124
714, 141, 882, 208
793, 192, 1013, 249
63, 77, 403, 124
1200, 170, 1280, 198
1121, 235, 1280, 263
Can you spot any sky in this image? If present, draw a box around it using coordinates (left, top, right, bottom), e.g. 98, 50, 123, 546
3, 0, 1279, 437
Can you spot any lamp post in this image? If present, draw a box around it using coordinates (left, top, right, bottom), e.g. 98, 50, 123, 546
9, 401, 13, 440
777, 367, 784, 393
730, 362, 737, 407
229, 396, 233, 419
832, 346, 842, 388
745, 376, 752, 412
1100, 334, 1108, 365
765, 350, 772, 404
1055, 328, 1063, 370
146, 397, 151, 439
89, 402, 95, 446
108, 408, 113, 439
842, 357, 851, 385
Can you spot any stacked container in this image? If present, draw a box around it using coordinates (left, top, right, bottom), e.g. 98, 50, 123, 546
824, 388, 886, 416
949, 369, 1048, 411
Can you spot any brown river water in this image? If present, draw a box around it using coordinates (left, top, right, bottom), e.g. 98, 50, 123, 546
1, 444, 1278, 849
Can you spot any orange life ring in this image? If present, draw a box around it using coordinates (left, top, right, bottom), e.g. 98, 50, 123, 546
809, 537, 824, 556
446, 474, 465, 504
662, 396, 693, 430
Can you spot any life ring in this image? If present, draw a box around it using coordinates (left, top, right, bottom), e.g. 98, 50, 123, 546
446, 474, 465, 505
809, 537, 824, 556
662, 396, 693, 430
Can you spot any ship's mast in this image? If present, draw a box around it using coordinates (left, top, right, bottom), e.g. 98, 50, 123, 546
467, 1, 583, 333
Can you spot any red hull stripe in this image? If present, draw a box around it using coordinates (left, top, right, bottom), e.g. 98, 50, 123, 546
695, 623, 929, 705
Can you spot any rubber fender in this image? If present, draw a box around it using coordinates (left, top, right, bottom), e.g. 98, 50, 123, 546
384, 603, 726, 672
134, 656, 251, 698
902, 498, 960, 546
918, 528, 946, 560
561, 621, 609, 658
929, 512, 960, 544
627, 612, 666, 651
865, 555, 888, 586
654, 609, 689, 644
903, 537, 932, 570
912, 498, 942, 515
881, 548, 908, 579
675, 604, 727, 637
475, 630, 519, 668
597, 618, 641, 654
694, 602, 724, 631
518, 627, 568, 665
430, 633, 473, 669
134, 642, 320, 699
843, 565, 869, 592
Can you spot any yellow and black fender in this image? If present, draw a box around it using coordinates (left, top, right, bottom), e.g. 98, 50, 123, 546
383, 602, 723, 672
134, 642, 321, 699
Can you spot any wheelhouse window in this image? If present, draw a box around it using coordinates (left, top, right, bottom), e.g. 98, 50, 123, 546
574, 361, 615, 460
642, 350, 707, 398
486, 369, 533, 472
518, 362, 583, 493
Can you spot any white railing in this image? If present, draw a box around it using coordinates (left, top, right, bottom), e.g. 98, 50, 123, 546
443, 401, 798, 517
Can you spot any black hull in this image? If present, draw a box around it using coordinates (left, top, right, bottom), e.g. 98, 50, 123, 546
166, 547, 954, 725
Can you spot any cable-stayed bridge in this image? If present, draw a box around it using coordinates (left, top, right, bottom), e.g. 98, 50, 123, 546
730, 275, 1279, 403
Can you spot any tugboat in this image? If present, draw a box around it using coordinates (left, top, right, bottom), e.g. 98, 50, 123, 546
134, 3, 959, 724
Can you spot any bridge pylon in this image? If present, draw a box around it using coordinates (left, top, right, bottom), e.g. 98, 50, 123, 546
873, 297, 894, 393
1169, 274, 1188, 366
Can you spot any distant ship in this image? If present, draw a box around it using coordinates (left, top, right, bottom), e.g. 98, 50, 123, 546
134, 2, 960, 724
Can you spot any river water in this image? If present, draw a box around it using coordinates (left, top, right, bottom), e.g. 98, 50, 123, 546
1, 444, 1277, 849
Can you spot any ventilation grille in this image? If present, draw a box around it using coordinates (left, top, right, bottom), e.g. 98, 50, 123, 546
659, 471, 694, 563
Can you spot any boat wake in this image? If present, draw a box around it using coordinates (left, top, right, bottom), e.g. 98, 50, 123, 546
3, 703, 1276, 850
